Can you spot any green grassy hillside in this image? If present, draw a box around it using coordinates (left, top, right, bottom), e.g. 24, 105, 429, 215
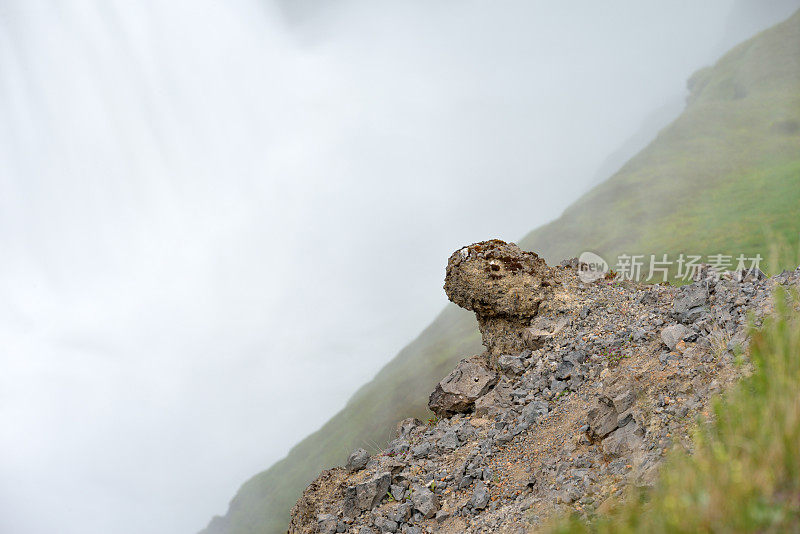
518, 8, 800, 266
201, 10, 800, 534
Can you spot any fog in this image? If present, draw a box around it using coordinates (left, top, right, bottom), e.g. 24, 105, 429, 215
0, 1, 796, 533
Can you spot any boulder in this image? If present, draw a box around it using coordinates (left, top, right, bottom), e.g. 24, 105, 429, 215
661, 324, 692, 350
473, 378, 512, 418
410, 484, 439, 519
444, 240, 553, 317
428, 355, 497, 417
470, 480, 490, 510
673, 285, 708, 323
345, 448, 370, 473
602, 421, 644, 458
343, 472, 391, 516
443, 240, 567, 354
497, 354, 525, 375
587, 396, 618, 439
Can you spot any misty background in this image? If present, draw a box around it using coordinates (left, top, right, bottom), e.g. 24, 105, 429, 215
1, 1, 797, 533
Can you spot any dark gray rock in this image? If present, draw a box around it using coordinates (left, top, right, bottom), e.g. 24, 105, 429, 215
498, 354, 525, 375
346, 448, 370, 473
428, 355, 498, 417
470, 480, 490, 510
661, 324, 692, 350
587, 396, 618, 438
555, 360, 574, 381
438, 430, 459, 451
410, 484, 439, 519
317, 513, 338, 534
602, 421, 645, 457
521, 400, 548, 425
389, 484, 406, 502
393, 502, 411, 523
344, 472, 392, 515
411, 441, 432, 459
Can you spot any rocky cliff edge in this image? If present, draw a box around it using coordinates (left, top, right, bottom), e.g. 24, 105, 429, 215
288, 240, 799, 534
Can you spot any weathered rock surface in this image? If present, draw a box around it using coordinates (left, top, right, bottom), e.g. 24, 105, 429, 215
316, 513, 338, 534
410, 484, 439, 519
444, 240, 553, 318
288, 243, 800, 534
343, 472, 391, 517
345, 448, 370, 473
473, 378, 512, 418
672, 284, 709, 323
443, 240, 575, 355
469, 480, 490, 510
661, 324, 692, 350
428, 354, 497, 417
587, 396, 619, 439
497, 354, 525, 375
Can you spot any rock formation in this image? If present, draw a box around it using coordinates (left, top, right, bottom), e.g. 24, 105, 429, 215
443, 240, 575, 356
287, 241, 799, 534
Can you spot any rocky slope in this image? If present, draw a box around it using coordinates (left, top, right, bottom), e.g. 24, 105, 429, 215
201, 10, 800, 534
288, 240, 800, 534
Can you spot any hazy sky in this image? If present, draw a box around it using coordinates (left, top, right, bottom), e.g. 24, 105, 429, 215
0, 1, 797, 533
